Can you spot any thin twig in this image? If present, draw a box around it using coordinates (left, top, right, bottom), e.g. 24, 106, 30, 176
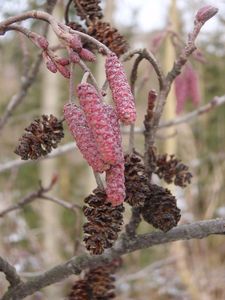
65, 0, 73, 24
69, 63, 75, 102
0, 180, 81, 218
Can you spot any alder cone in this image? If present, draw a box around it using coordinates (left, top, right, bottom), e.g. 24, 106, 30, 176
15, 115, 64, 160
73, 0, 103, 21
84, 266, 116, 299
83, 188, 124, 255
77, 83, 123, 165
124, 154, 149, 208
155, 154, 192, 187
64, 103, 109, 173
68, 279, 90, 300
141, 184, 181, 232
88, 21, 128, 57
68, 261, 120, 299
105, 53, 136, 125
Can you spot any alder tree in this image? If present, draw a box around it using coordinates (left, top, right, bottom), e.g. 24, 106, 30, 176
0, 1, 224, 299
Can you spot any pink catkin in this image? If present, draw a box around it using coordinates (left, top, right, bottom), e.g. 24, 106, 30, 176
106, 162, 125, 206
64, 103, 109, 173
186, 64, 201, 105
79, 48, 96, 62
77, 83, 123, 165
175, 64, 200, 114
175, 70, 188, 114
105, 53, 136, 125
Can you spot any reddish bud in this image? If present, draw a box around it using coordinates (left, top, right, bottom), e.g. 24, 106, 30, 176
37, 36, 49, 50
79, 48, 96, 62
68, 34, 82, 52
56, 57, 70, 66
105, 53, 136, 125
46, 60, 57, 73
56, 64, 70, 78
64, 103, 109, 173
106, 162, 125, 206
195, 5, 218, 24
69, 51, 80, 63
77, 83, 123, 165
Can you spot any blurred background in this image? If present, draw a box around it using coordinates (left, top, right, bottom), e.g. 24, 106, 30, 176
0, 0, 225, 299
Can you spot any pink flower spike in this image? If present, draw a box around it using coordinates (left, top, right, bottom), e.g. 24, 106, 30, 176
105, 53, 136, 125
106, 162, 125, 206
79, 48, 96, 62
64, 103, 109, 173
195, 5, 218, 24
77, 83, 123, 165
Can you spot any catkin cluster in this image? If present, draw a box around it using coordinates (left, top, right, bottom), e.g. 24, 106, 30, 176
64, 50, 136, 207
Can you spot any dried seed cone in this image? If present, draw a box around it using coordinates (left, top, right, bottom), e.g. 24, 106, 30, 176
68, 261, 120, 300
68, 279, 90, 300
77, 83, 122, 165
141, 184, 181, 232
64, 103, 109, 173
106, 162, 125, 206
73, 0, 103, 21
88, 21, 128, 57
83, 188, 124, 255
85, 267, 116, 299
155, 154, 192, 187
105, 53, 136, 125
15, 115, 64, 160
124, 154, 149, 208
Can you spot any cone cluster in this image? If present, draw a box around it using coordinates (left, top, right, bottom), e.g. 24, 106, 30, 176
124, 153, 184, 232
88, 21, 128, 56
73, 0, 103, 21
155, 154, 192, 187
68, 260, 120, 299
15, 115, 64, 160
83, 188, 124, 255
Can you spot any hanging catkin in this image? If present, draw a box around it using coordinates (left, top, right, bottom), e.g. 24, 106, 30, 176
105, 53, 136, 125
77, 83, 123, 165
64, 103, 109, 173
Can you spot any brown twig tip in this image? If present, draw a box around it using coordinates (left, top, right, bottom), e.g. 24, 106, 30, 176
195, 5, 218, 25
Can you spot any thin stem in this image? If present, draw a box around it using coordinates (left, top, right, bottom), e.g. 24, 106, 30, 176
65, 0, 73, 24
93, 171, 105, 190
69, 63, 75, 103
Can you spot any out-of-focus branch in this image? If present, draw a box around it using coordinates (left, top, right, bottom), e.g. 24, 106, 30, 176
159, 95, 225, 129
0, 179, 81, 218
0, 257, 22, 288
125, 207, 142, 238
2, 218, 225, 299
0, 142, 76, 173
0, 1, 57, 132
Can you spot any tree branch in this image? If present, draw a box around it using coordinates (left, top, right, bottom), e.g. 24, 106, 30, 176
0, 257, 22, 289
2, 218, 225, 299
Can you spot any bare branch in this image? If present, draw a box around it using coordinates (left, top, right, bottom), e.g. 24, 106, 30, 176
122, 48, 165, 91
159, 95, 225, 129
2, 218, 225, 299
0, 257, 22, 288
0, 182, 80, 218
0, 142, 76, 174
